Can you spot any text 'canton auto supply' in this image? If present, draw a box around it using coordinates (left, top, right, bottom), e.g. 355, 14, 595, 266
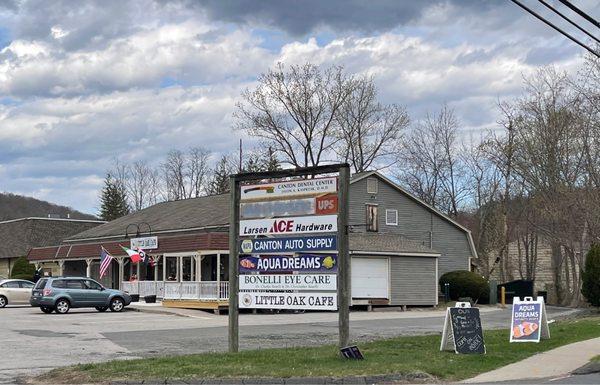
238, 177, 339, 311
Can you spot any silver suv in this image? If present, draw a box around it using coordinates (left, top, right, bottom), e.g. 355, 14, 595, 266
30, 277, 132, 314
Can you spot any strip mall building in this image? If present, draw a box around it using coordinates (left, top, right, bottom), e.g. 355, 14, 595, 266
28, 171, 477, 310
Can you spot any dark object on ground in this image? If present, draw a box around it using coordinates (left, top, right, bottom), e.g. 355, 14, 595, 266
130, 294, 139, 302
439, 270, 489, 304
572, 361, 600, 375
340, 345, 364, 359
582, 244, 600, 307
498, 279, 534, 304
144, 295, 156, 303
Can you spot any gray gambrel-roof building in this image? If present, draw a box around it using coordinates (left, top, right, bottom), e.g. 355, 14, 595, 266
28, 171, 476, 307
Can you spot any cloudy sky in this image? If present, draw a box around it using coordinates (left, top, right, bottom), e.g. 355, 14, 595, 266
0, 0, 598, 215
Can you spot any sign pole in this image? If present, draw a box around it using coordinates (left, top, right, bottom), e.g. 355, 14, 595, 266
229, 175, 240, 353
338, 165, 350, 349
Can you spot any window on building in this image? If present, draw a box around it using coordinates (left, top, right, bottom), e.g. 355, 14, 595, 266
367, 178, 378, 194
386, 209, 398, 225
366, 204, 378, 232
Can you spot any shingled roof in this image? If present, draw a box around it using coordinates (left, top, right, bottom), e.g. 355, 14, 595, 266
66, 194, 229, 242
0, 218, 104, 260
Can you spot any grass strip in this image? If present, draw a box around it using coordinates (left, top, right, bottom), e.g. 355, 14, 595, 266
41, 317, 600, 384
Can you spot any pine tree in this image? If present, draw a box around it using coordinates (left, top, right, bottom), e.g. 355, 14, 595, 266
262, 147, 281, 172
99, 174, 130, 221
582, 244, 600, 307
208, 156, 234, 195
10, 256, 36, 280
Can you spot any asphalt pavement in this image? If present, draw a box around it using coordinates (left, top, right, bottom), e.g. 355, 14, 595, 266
0, 304, 582, 384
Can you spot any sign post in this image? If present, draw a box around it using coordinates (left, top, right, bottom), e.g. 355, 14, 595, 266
228, 164, 350, 353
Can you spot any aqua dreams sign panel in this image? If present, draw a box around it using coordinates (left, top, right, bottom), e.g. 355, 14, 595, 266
240, 235, 337, 254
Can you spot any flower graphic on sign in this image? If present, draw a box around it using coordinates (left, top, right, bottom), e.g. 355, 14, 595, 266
323, 256, 336, 269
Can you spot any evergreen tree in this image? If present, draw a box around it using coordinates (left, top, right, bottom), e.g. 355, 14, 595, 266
262, 147, 281, 172
582, 244, 600, 307
10, 257, 36, 280
208, 156, 234, 195
99, 173, 130, 221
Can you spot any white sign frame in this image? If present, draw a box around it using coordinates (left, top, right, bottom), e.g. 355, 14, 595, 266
510, 296, 550, 343
239, 291, 338, 310
241, 177, 337, 201
239, 215, 338, 236
239, 274, 337, 291
130, 236, 158, 250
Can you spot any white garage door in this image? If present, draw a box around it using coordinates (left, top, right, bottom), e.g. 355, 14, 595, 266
351, 257, 389, 298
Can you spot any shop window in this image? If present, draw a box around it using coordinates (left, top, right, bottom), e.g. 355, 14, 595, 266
366, 204, 378, 232
386, 209, 398, 225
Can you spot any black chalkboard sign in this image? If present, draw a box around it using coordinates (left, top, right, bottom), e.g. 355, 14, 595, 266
448, 307, 485, 354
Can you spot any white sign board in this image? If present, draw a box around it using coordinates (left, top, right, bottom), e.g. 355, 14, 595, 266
241, 177, 337, 201
239, 292, 337, 310
239, 274, 337, 291
510, 296, 550, 343
130, 236, 158, 250
240, 215, 337, 236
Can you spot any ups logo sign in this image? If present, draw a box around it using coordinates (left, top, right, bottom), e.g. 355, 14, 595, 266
316, 195, 338, 215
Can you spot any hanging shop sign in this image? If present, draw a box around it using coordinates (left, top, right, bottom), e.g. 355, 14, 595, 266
440, 302, 486, 354
239, 254, 337, 273
240, 235, 337, 254
239, 215, 337, 236
130, 236, 158, 250
240, 194, 338, 219
239, 274, 337, 291
240, 177, 338, 201
239, 291, 338, 310
510, 296, 550, 343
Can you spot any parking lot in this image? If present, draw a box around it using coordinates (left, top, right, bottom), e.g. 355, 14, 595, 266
0, 304, 580, 384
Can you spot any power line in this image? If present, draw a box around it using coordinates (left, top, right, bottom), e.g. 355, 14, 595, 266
557, 0, 600, 30
510, 0, 600, 58
538, 0, 600, 44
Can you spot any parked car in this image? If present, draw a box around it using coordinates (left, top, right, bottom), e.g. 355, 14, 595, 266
30, 277, 132, 314
0, 279, 35, 308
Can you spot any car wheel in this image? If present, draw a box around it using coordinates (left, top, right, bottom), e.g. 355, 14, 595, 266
0, 296, 6, 308
55, 299, 70, 314
40, 306, 54, 314
110, 297, 124, 312
95, 306, 108, 312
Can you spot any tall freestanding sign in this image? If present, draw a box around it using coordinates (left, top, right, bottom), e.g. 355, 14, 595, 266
229, 164, 350, 353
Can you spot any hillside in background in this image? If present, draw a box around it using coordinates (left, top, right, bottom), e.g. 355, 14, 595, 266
0, 192, 97, 221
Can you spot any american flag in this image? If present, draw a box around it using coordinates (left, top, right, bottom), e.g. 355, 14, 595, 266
99, 247, 114, 278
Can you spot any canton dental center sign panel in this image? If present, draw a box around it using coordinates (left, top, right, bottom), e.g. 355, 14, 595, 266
240, 235, 337, 254
240, 292, 338, 310
239, 274, 337, 291
241, 177, 337, 201
239, 215, 337, 236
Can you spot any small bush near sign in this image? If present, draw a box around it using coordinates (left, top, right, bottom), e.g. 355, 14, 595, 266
439, 270, 489, 304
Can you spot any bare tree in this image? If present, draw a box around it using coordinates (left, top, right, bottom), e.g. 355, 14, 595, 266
127, 160, 160, 211
335, 75, 409, 173
235, 63, 354, 168
162, 147, 210, 200
395, 105, 465, 217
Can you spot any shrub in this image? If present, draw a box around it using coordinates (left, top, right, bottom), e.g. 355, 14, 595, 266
10, 256, 35, 281
582, 244, 600, 307
439, 270, 490, 304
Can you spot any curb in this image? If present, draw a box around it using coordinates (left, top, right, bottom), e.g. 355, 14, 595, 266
108, 372, 435, 385
126, 305, 195, 318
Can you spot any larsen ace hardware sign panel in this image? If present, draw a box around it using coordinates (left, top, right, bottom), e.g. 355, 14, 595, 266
239, 215, 338, 236
241, 177, 337, 201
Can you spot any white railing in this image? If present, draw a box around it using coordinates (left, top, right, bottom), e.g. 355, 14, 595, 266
163, 281, 229, 300
120, 281, 165, 298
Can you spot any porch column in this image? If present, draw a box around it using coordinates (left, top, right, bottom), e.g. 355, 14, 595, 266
117, 257, 124, 290
85, 258, 93, 278
136, 262, 140, 280
57, 260, 64, 276
197, 255, 203, 282
154, 256, 160, 281
216, 253, 221, 285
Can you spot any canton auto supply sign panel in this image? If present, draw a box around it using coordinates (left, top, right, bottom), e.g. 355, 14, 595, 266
241, 177, 337, 201
239, 292, 337, 310
239, 274, 337, 291
239, 215, 337, 236
239, 235, 337, 254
